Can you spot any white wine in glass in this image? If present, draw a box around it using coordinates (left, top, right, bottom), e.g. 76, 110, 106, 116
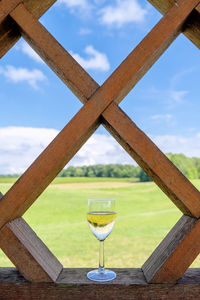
87, 198, 117, 282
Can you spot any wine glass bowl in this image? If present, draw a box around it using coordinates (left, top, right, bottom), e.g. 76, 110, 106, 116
87, 198, 117, 282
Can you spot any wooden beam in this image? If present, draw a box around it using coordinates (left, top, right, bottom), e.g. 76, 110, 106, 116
0, 0, 56, 58
0, 0, 22, 24
142, 215, 200, 283
102, 103, 200, 217
0, 268, 200, 299
147, 0, 200, 49
0, 217, 63, 282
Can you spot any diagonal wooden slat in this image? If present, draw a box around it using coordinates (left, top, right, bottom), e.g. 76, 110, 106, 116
147, 0, 200, 49
142, 215, 200, 283
0, 217, 63, 282
0, 0, 22, 24
0, 191, 62, 282
0, 0, 56, 58
0, 0, 196, 230
7, 1, 200, 217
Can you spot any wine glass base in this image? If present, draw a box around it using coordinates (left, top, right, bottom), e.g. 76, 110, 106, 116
87, 269, 116, 282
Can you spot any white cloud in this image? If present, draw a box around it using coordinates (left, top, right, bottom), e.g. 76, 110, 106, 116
79, 28, 92, 35
69, 133, 134, 166
21, 41, 44, 64
170, 68, 197, 89
151, 134, 200, 158
1, 127, 200, 175
0, 127, 59, 174
0, 128, 134, 174
58, 0, 91, 11
149, 86, 188, 107
169, 90, 188, 104
0, 65, 46, 89
151, 114, 173, 121
70, 45, 110, 71
99, 0, 148, 27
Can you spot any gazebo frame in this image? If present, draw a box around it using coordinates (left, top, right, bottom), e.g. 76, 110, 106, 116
0, 0, 200, 298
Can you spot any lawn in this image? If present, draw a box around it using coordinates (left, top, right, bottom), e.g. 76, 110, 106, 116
0, 177, 200, 268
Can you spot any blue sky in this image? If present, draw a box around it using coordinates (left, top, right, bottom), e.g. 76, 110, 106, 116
0, 0, 200, 174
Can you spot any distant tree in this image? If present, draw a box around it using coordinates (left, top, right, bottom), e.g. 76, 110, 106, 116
166, 153, 198, 179
74, 167, 85, 177
192, 157, 200, 178
57, 154, 200, 181
87, 167, 95, 177
94, 164, 108, 177
138, 169, 152, 182
58, 164, 139, 178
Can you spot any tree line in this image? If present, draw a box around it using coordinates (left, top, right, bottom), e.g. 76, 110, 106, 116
58, 153, 200, 182
1, 153, 200, 182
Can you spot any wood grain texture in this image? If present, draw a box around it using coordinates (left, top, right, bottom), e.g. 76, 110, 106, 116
0, 0, 56, 58
0, 218, 62, 282
102, 103, 200, 216
1, 268, 200, 299
0, 0, 22, 23
142, 215, 200, 283
0, 0, 196, 228
147, 0, 200, 49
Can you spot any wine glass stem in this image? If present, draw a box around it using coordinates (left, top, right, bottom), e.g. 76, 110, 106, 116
99, 241, 105, 273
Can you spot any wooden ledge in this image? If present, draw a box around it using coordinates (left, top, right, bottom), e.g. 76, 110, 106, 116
1, 268, 200, 299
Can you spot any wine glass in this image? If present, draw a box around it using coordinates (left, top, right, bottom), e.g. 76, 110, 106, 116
87, 198, 117, 282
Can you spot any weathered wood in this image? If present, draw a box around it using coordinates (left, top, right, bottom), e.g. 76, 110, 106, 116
102, 103, 200, 216
0, 268, 200, 299
0, 217, 63, 282
0, 0, 196, 229
0, 0, 22, 24
142, 215, 200, 283
0, 0, 199, 288
0, 0, 56, 58
147, 0, 200, 49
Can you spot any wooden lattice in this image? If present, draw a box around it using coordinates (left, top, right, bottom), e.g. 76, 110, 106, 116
0, 0, 200, 286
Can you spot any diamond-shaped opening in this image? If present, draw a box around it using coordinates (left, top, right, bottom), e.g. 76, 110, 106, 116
17, 126, 182, 268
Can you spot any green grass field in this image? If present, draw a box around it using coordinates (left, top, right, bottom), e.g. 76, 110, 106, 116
0, 177, 200, 268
